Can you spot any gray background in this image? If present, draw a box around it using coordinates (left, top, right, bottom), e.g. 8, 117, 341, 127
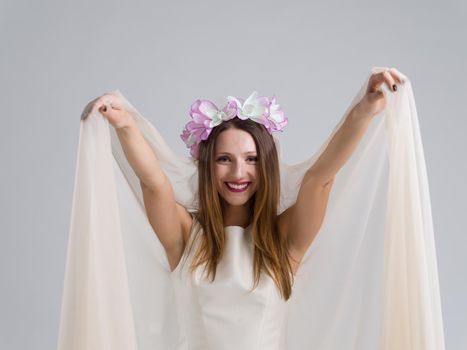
1, 0, 465, 349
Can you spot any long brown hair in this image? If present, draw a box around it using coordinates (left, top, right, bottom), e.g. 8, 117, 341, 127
187, 117, 295, 300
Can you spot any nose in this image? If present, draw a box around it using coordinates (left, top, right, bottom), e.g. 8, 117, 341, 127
232, 160, 247, 178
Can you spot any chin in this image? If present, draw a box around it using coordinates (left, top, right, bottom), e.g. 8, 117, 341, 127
221, 197, 252, 207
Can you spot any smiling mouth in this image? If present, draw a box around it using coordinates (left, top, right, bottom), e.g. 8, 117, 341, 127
225, 182, 250, 192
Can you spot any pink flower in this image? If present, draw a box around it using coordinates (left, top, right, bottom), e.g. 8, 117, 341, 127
180, 91, 288, 159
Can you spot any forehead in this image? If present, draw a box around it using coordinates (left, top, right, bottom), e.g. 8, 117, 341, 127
215, 128, 256, 154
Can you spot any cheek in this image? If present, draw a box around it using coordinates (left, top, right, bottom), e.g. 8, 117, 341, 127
213, 166, 225, 183
252, 167, 258, 180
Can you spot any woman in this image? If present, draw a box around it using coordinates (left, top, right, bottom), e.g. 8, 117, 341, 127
59, 67, 444, 349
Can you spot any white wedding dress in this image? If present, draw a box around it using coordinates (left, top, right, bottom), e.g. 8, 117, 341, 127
57, 67, 445, 349
171, 215, 288, 350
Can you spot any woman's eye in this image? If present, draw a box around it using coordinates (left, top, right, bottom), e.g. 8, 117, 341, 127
216, 156, 257, 162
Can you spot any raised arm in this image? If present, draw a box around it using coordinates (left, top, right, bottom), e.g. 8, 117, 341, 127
114, 119, 167, 190
89, 94, 192, 270
281, 69, 404, 267
306, 69, 404, 186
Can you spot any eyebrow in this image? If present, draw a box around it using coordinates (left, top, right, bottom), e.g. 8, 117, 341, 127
216, 151, 257, 155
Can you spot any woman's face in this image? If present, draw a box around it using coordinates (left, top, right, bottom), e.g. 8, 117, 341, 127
213, 128, 258, 207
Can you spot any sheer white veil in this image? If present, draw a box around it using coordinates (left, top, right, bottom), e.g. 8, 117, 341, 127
57, 67, 445, 349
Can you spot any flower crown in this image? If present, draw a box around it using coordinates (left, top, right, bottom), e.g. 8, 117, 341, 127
180, 91, 288, 159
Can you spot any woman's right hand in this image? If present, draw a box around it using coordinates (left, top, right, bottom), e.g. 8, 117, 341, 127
81, 92, 134, 129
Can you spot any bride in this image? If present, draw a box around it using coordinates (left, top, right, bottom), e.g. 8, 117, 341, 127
58, 67, 445, 349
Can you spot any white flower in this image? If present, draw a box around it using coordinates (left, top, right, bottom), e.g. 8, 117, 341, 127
226, 91, 266, 121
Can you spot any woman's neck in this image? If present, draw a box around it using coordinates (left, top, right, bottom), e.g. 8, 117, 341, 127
221, 198, 253, 228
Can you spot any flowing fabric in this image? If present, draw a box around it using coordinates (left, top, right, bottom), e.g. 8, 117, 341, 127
57, 67, 445, 349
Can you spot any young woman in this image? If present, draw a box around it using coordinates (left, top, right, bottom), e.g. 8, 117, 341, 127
60, 67, 444, 349
79, 68, 406, 349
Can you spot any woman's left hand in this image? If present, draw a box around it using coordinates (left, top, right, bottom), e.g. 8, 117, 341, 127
353, 68, 404, 118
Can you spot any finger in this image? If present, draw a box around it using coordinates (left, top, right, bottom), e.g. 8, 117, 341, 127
83, 94, 121, 120
388, 67, 407, 84
99, 95, 122, 110
99, 102, 112, 113
367, 72, 387, 93
387, 68, 402, 85
81, 94, 117, 119
368, 71, 397, 94
96, 101, 109, 114
99, 96, 115, 111
382, 71, 398, 92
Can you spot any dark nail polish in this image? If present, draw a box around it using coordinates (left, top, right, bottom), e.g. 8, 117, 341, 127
392, 84, 397, 92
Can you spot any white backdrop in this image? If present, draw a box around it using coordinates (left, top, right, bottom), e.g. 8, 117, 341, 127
0, 1, 465, 349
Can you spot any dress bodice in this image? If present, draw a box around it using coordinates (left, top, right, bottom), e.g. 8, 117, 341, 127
170, 217, 288, 350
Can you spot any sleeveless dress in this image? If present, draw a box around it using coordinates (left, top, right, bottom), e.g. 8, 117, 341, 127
170, 215, 289, 350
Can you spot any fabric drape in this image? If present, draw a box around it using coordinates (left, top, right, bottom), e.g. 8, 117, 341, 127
58, 67, 445, 349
